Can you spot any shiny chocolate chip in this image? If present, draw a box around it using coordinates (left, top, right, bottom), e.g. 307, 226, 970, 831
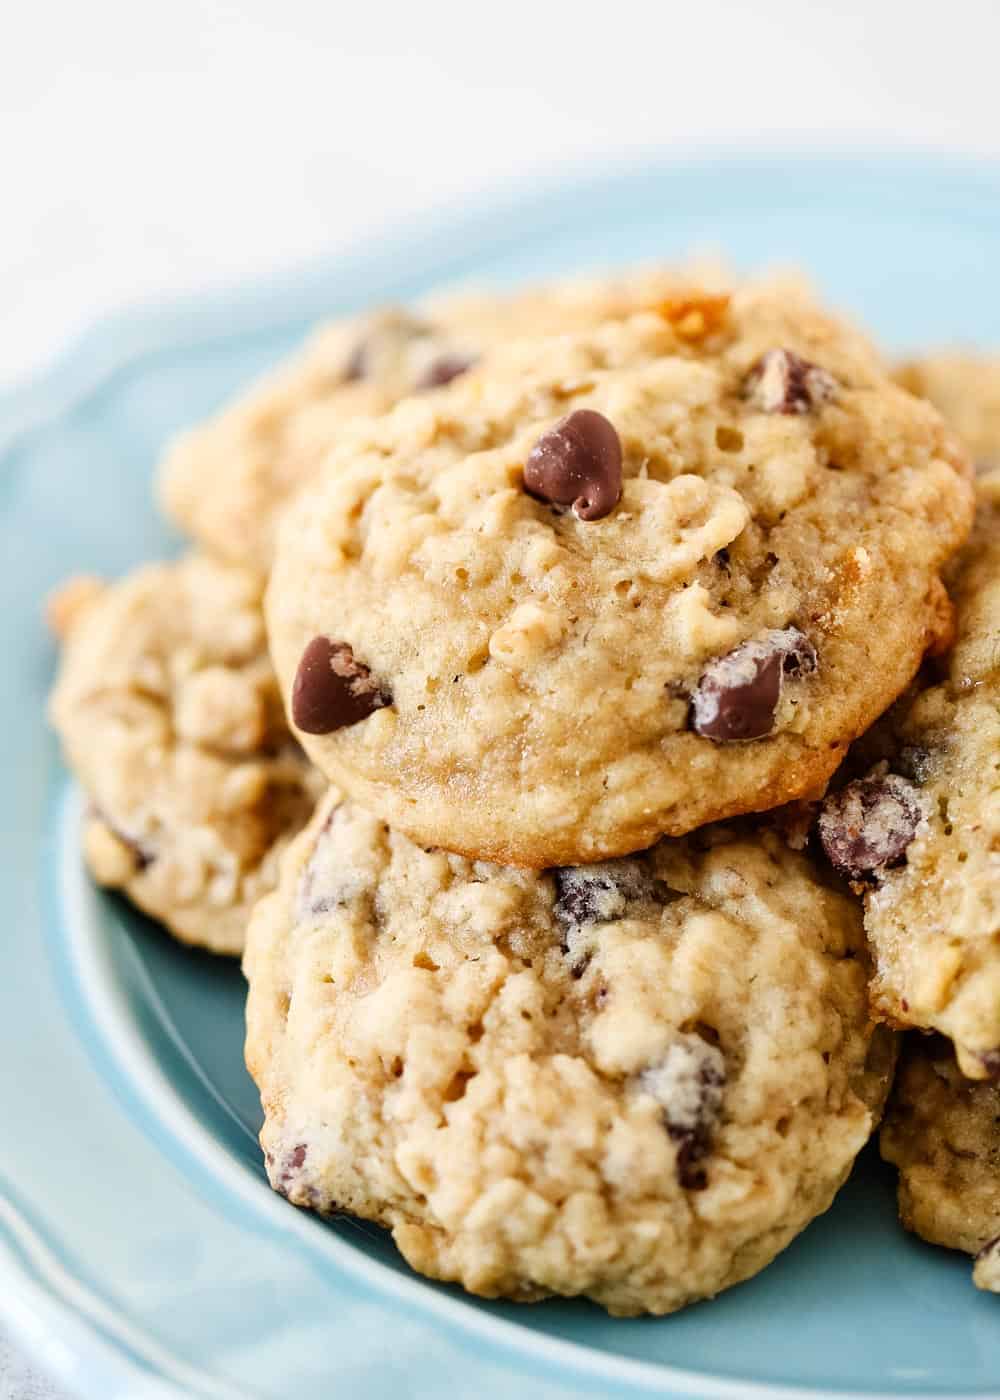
523, 409, 622, 521
745, 348, 837, 414
291, 638, 391, 735
818, 770, 923, 880
418, 353, 475, 390
640, 1033, 726, 1190
690, 627, 817, 742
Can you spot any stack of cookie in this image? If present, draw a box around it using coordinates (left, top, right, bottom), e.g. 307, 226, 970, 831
47, 266, 1000, 1315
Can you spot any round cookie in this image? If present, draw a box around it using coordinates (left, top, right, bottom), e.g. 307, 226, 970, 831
48, 554, 322, 954
267, 282, 972, 867
244, 787, 894, 1316
895, 353, 1000, 470
880, 1036, 1000, 1295
159, 265, 728, 574
818, 475, 1000, 1078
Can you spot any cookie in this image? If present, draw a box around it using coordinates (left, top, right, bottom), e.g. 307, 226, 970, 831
244, 787, 894, 1316
159, 265, 728, 574
895, 353, 1000, 469
267, 282, 972, 867
818, 475, 1000, 1077
48, 554, 322, 954
880, 1036, 1000, 1294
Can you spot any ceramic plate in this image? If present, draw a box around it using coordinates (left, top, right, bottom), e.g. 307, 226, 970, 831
4, 155, 1000, 1400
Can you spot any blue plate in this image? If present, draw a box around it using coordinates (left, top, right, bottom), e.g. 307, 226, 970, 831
4, 155, 1000, 1400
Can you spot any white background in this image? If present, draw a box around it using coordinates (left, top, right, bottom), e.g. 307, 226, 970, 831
3, 1, 999, 1394
5, 0, 1000, 394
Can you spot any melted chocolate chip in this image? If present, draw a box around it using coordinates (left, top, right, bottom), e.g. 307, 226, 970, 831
291, 638, 391, 735
523, 409, 622, 521
745, 348, 837, 414
553, 860, 655, 927
817, 770, 923, 880
418, 353, 475, 390
690, 627, 817, 742
640, 1033, 726, 1190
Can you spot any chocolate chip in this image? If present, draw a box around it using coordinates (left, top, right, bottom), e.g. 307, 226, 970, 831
745, 348, 837, 414
273, 1142, 308, 1197
523, 409, 622, 521
977, 1050, 1000, 1080
418, 353, 475, 390
553, 860, 656, 927
291, 638, 391, 735
639, 1033, 726, 1190
817, 769, 923, 880
690, 627, 817, 742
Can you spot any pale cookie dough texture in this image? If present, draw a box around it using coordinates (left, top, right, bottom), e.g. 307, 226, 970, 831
895, 353, 1000, 469
48, 554, 322, 954
268, 283, 972, 867
880, 1036, 1000, 1294
159, 265, 728, 574
820, 477, 1000, 1078
245, 788, 895, 1316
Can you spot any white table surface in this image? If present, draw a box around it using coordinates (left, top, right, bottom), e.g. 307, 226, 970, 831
4, 1, 1000, 1394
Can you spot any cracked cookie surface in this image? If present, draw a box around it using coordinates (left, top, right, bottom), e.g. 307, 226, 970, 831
244, 788, 893, 1315
880, 1036, 1000, 1294
159, 265, 727, 574
48, 554, 322, 953
267, 282, 972, 866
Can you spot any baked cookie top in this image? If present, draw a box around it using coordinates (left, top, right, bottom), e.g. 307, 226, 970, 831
880, 1035, 1000, 1293
819, 476, 1000, 1077
48, 554, 321, 954
244, 787, 893, 1316
896, 353, 1000, 469
267, 282, 972, 866
159, 265, 727, 573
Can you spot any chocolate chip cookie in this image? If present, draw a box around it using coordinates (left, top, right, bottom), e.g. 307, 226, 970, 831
819, 475, 1000, 1077
880, 1036, 1000, 1294
159, 265, 728, 574
48, 554, 322, 954
244, 788, 894, 1316
267, 283, 972, 866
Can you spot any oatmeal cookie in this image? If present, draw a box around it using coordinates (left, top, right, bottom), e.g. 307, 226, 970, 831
267, 282, 971, 865
881, 1035, 1000, 1294
159, 265, 729, 573
245, 788, 894, 1315
48, 554, 322, 954
819, 475, 1000, 1077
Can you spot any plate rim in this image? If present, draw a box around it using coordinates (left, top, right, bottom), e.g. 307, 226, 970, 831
6, 149, 1000, 1400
